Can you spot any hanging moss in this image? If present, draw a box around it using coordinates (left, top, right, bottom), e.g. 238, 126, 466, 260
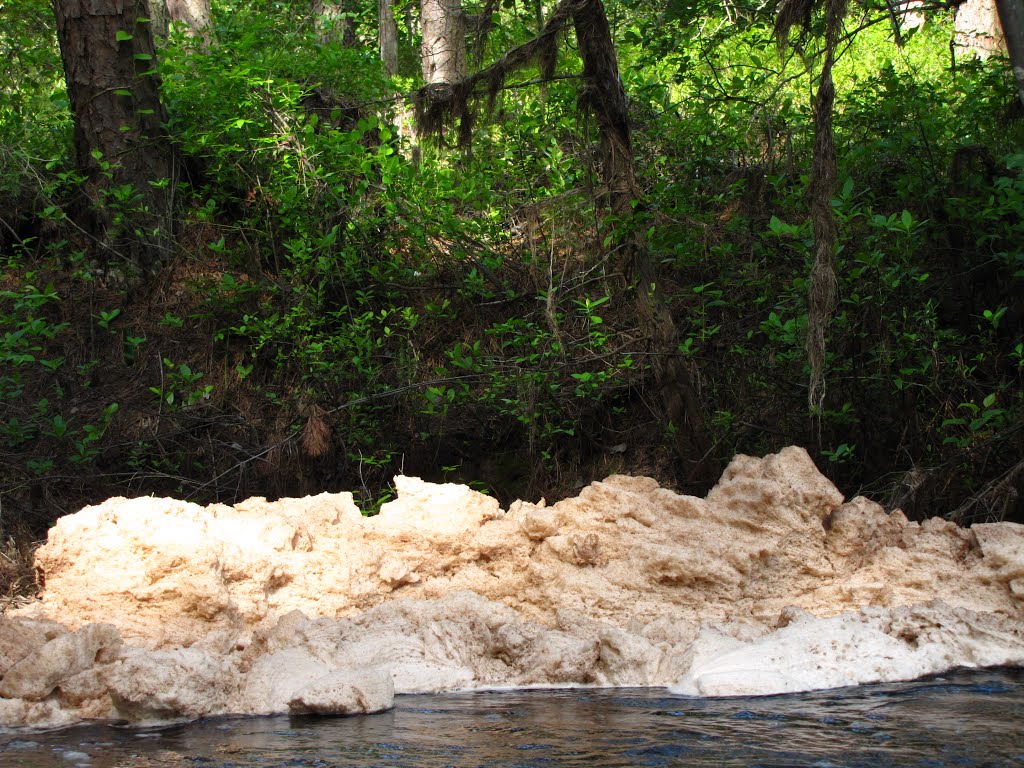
412, 0, 576, 145
774, 0, 849, 414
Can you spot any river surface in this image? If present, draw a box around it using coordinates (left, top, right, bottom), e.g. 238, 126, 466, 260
1, 667, 1022, 767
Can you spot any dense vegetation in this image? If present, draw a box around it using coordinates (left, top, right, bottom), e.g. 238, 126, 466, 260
1, 0, 1022, 586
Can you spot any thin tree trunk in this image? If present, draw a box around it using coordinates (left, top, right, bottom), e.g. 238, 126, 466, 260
421, 0, 466, 83
53, 0, 178, 279
405, 1, 416, 43
995, 0, 1024, 105
571, 0, 711, 483
379, 0, 399, 75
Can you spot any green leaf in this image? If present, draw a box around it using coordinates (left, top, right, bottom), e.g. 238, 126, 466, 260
115, 30, 133, 41
768, 215, 793, 236
983, 393, 997, 408
114, 89, 133, 97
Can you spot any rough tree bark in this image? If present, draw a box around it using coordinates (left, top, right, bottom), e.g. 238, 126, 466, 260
571, 0, 712, 481
53, 0, 178, 279
421, 0, 466, 83
995, 0, 1024, 105
380, 0, 399, 75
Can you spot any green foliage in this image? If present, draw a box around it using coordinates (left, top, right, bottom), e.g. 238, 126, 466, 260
623, 0, 1023, 513
0, 277, 67, 409
0, 273, 121, 479
161, 4, 395, 238
150, 358, 213, 409
0, 0, 68, 166
1, 0, 1022, 530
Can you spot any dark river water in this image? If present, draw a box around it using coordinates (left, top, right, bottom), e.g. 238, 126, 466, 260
2, 667, 1022, 767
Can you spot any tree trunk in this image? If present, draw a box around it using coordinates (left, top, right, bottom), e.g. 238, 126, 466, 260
421, 0, 466, 83
955, 0, 1006, 58
53, 0, 178, 279
405, 1, 416, 44
150, 0, 170, 40
572, 0, 637, 221
168, 0, 211, 34
151, 0, 212, 44
379, 0, 399, 75
313, 0, 356, 46
995, 0, 1024, 105
571, 0, 711, 483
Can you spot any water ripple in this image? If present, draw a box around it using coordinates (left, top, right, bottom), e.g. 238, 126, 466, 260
1, 667, 1021, 767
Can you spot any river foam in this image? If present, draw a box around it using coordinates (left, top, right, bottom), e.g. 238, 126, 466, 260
2, 447, 1022, 728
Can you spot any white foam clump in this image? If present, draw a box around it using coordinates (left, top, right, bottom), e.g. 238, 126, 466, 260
673, 602, 1024, 696
1, 446, 1022, 729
